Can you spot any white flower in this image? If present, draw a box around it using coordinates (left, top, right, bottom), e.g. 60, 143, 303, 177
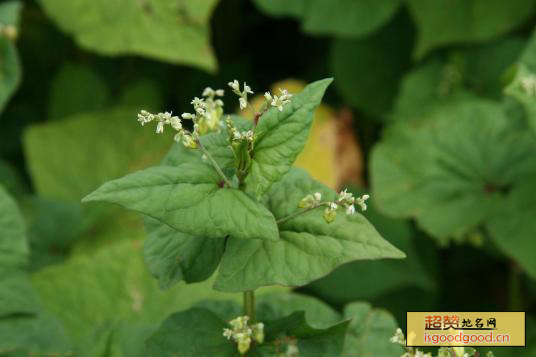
264, 91, 272, 101
203, 87, 214, 97
223, 328, 233, 339
346, 204, 355, 215
181, 112, 195, 120
224, 315, 263, 355
215, 89, 225, 97
137, 110, 154, 125
244, 83, 253, 94
170, 116, 182, 131
314, 192, 322, 201
155, 121, 165, 134
228, 80, 240, 92
268, 88, 292, 111
233, 131, 242, 140
356, 194, 369, 211
239, 97, 248, 110
329, 202, 338, 210
390, 328, 405, 345
338, 189, 354, 204
191, 97, 205, 108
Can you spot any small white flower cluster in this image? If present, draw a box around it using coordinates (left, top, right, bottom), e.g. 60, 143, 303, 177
391, 328, 432, 357
137, 110, 197, 148
229, 80, 254, 110
521, 74, 536, 97
264, 89, 293, 111
326, 190, 369, 224
137, 110, 181, 133
223, 315, 264, 355
182, 87, 225, 134
298, 192, 322, 209
297, 190, 369, 224
225, 117, 254, 144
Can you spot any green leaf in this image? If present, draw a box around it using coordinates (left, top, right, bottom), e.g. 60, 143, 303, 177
47, 63, 110, 120
117, 79, 164, 111
23, 107, 172, 201
256, 293, 341, 329
145, 308, 238, 357
342, 302, 404, 357
486, 180, 536, 277
142, 117, 253, 289
407, 0, 536, 58
83, 163, 279, 241
505, 31, 536, 135
245, 79, 332, 197
0, 312, 72, 355
0, 1, 22, 113
144, 217, 225, 288
330, 13, 413, 116
37, 0, 218, 71
371, 99, 536, 243
0, 186, 38, 317
22, 197, 87, 271
258, 311, 349, 357
214, 169, 405, 292
308, 186, 436, 303
254, 0, 401, 38
31, 240, 246, 343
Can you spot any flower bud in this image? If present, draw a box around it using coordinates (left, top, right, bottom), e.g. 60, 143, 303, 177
323, 207, 337, 223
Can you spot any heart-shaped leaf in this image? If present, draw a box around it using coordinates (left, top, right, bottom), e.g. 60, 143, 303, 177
83, 163, 279, 241
215, 169, 405, 292
245, 79, 332, 197
37, 0, 219, 71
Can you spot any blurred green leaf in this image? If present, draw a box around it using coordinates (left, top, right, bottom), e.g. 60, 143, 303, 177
0, 1, 22, 113
342, 302, 403, 357
31, 240, 245, 344
118, 78, 164, 111
330, 13, 413, 116
37, 0, 219, 71
371, 99, 536, 251
407, 0, 535, 58
0, 186, 38, 317
308, 187, 435, 304
22, 197, 87, 271
23, 107, 172, 201
255, 0, 401, 38
0, 312, 72, 355
47, 62, 110, 120
215, 169, 405, 292
0, 159, 26, 197
486, 180, 536, 277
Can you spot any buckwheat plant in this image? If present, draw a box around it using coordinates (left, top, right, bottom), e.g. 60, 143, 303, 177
83, 78, 405, 355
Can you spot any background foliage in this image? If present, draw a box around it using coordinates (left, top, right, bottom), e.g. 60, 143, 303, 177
0, 0, 535, 355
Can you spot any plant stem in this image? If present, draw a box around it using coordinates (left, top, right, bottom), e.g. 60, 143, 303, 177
244, 290, 255, 322
276, 203, 327, 225
196, 139, 233, 188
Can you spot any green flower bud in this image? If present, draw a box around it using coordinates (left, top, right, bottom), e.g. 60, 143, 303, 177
323, 207, 337, 223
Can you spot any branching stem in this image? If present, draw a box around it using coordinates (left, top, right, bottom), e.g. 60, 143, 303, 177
196, 139, 233, 188
276, 202, 329, 225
